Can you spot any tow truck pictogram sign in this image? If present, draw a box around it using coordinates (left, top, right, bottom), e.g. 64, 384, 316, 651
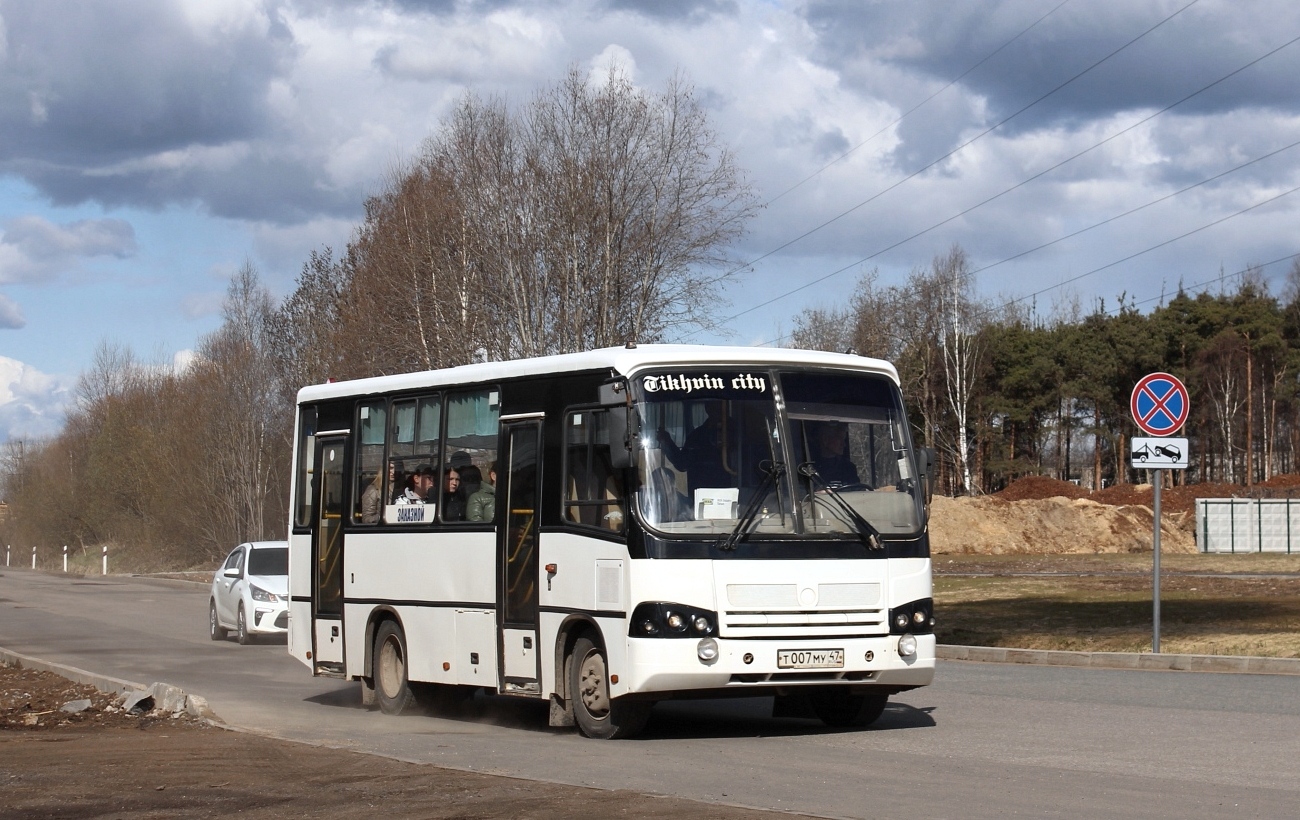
1130, 372, 1189, 436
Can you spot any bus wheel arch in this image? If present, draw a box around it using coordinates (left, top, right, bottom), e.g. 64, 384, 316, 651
567, 633, 651, 740
551, 615, 600, 727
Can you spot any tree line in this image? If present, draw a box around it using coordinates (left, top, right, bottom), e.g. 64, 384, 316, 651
3, 65, 1299, 566
792, 249, 1300, 496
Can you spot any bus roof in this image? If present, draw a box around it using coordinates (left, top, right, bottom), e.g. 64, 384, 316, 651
296, 344, 900, 404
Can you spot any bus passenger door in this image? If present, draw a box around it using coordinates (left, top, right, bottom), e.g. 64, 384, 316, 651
312, 435, 347, 674
498, 419, 542, 694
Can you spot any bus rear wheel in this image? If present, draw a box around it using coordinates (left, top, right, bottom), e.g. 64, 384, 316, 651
810, 689, 888, 728
569, 636, 650, 739
374, 620, 416, 715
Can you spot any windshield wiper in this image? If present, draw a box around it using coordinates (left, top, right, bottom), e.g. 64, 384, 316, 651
717, 461, 785, 551
798, 462, 884, 551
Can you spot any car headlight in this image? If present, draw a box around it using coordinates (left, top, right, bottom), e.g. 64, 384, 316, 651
250, 584, 279, 603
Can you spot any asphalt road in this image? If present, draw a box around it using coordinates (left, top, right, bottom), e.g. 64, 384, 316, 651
3, 567, 1298, 819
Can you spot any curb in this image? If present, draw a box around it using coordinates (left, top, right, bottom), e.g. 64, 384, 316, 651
0, 646, 219, 719
938, 644, 1300, 675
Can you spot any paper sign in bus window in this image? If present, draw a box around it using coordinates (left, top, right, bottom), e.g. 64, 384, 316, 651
695, 488, 738, 519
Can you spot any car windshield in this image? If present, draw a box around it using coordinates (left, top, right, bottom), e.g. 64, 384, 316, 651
247, 547, 288, 576
632, 367, 924, 540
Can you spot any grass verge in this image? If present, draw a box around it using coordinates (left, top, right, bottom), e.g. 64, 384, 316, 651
934, 553, 1300, 657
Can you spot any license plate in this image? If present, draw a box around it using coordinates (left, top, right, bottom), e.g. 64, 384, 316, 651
777, 649, 844, 669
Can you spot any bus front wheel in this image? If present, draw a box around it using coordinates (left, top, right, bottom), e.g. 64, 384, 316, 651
569, 636, 650, 739
374, 620, 416, 715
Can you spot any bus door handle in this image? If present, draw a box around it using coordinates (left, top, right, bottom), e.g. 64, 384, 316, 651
545, 563, 557, 591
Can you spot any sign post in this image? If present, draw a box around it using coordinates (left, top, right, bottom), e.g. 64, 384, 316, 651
1130, 373, 1190, 654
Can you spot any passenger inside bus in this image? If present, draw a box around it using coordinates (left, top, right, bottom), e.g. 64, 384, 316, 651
395, 465, 435, 504
468, 462, 496, 522
360, 459, 397, 523
656, 400, 733, 493
441, 466, 466, 521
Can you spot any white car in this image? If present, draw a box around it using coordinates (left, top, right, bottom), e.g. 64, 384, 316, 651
209, 541, 289, 645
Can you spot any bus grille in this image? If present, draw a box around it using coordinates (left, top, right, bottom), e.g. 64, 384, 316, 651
721, 609, 887, 638
721, 582, 887, 638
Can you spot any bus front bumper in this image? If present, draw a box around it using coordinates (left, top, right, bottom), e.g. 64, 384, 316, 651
621, 633, 935, 696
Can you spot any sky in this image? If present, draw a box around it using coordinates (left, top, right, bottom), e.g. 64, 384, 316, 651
2, 0, 1299, 441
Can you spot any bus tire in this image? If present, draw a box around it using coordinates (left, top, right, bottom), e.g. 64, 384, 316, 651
209, 600, 227, 641
569, 636, 650, 739
374, 620, 416, 715
810, 689, 888, 728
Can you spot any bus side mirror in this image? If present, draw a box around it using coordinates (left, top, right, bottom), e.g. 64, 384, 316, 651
607, 408, 633, 470
918, 447, 935, 501
599, 379, 636, 470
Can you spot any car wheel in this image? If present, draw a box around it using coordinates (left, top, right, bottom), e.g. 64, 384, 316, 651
810, 689, 888, 728
209, 600, 227, 641
569, 635, 651, 739
237, 604, 251, 645
373, 620, 416, 715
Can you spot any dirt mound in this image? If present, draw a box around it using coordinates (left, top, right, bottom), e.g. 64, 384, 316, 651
1259, 473, 1300, 488
995, 475, 1090, 502
930, 494, 1195, 555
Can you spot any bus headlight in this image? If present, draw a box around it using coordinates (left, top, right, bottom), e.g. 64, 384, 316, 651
629, 603, 718, 638
898, 634, 918, 658
697, 638, 719, 662
888, 598, 933, 635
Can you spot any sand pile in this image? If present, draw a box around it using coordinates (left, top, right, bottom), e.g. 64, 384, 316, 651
921, 475, 1297, 554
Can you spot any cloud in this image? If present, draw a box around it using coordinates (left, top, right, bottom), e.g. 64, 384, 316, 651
0, 355, 71, 440
602, 0, 738, 23
0, 216, 137, 285
0, 293, 25, 328
801, 1, 1300, 155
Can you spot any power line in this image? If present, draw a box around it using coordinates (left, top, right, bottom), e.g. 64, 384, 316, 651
711, 12, 1300, 337
965, 137, 1300, 282
1111, 253, 1300, 316
765, 0, 1075, 207
759, 183, 1300, 347
714, 0, 1202, 285
990, 182, 1300, 316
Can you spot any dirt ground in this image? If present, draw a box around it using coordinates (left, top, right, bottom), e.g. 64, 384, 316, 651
0, 662, 810, 820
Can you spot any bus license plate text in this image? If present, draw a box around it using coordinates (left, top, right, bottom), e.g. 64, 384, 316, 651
777, 649, 844, 669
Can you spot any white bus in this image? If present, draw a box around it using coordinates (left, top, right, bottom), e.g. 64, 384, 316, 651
288, 344, 935, 738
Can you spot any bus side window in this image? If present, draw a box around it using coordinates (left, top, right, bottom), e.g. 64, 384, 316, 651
293, 407, 317, 529
379, 395, 441, 523
445, 389, 499, 524
564, 410, 626, 531
354, 401, 387, 524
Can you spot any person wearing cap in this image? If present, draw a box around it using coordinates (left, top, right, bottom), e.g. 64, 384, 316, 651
395, 465, 436, 505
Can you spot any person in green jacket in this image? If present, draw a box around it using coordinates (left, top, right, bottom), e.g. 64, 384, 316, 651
468, 462, 497, 522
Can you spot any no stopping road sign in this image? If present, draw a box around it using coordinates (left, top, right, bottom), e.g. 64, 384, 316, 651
1131, 372, 1189, 436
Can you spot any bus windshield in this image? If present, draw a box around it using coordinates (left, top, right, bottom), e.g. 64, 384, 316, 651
634, 368, 923, 539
